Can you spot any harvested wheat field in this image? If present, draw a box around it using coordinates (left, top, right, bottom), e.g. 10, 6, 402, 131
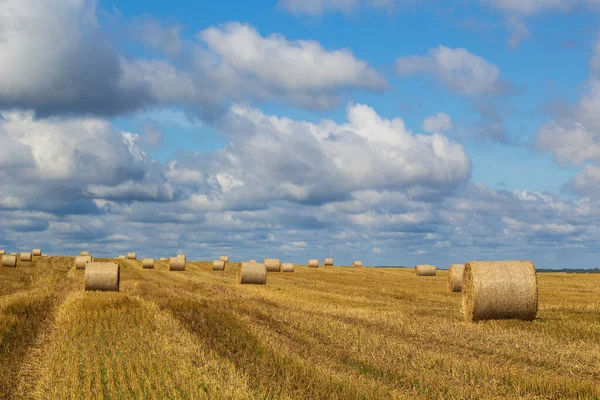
1, 257, 600, 399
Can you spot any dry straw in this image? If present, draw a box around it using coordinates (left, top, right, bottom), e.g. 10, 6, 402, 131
142, 258, 155, 269
308, 259, 319, 268
20, 252, 32, 262
415, 264, 436, 276
85, 262, 120, 291
75, 255, 92, 270
353, 260, 363, 267
447, 264, 465, 292
281, 263, 294, 272
324, 258, 334, 266
118, 255, 125, 259
238, 262, 267, 284
2, 255, 17, 268
169, 257, 185, 271
264, 258, 281, 272
220, 255, 229, 262
462, 260, 538, 322
80, 251, 90, 256
127, 252, 137, 260
0, 250, 5, 255
32, 249, 42, 256
213, 260, 225, 271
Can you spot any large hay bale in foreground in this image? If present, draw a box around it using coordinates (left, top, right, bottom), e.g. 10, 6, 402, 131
308, 259, 319, 268
0, 250, 5, 256
415, 264, 436, 276
353, 260, 363, 267
2, 255, 17, 268
220, 255, 229, 262
169, 257, 185, 271
85, 262, 120, 292
142, 258, 155, 269
118, 255, 125, 259
32, 249, 42, 256
462, 260, 537, 322
127, 252, 137, 260
75, 255, 92, 270
213, 260, 225, 271
281, 263, 294, 272
238, 262, 267, 284
80, 251, 90, 256
324, 258, 334, 266
20, 252, 32, 262
264, 258, 281, 272
447, 264, 465, 292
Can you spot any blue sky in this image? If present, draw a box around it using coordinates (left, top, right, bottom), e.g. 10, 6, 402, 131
2, 0, 600, 268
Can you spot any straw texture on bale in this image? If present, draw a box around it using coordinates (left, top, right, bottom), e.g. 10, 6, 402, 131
75, 255, 92, 270
118, 255, 125, 259
264, 258, 281, 272
20, 252, 32, 262
212, 260, 225, 271
308, 259, 319, 268
32, 249, 42, 256
324, 258, 334, 266
281, 263, 294, 272
169, 257, 185, 271
238, 262, 267, 284
249, 260, 257, 263
142, 258, 155, 269
415, 264, 436, 276
462, 260, 538, 322
85, 262, 120, 292
80, 251, 90, 256
2, 255, 17, 268
127, 252, 137, 260
0, 250, 5, 255
447, 264, 465, 292
177, 254, 186, 261
353, 260, 363, 267
220, 255, 229, 262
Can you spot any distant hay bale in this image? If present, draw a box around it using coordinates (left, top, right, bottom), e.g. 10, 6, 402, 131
213, 260, 225, 271
32, 249, 42, 256
10, 252, 17, 256
160, 257, 167, 261
127, 252, 137, 260
220, 255, 229, 262
462, 260, 538, 322
264, 258, 281, 272
353, 260, 363, 267
85, 262, 120, 292
415, 264, 436, 276
169, 257, 185, 271
249, 260, 256, 263
118, 255, 125, 259
75, 255, 92, 270
0, 250, 5, 255
281, 263, 294, 272
238, 262, 267, 284
177, 254, 186, 262
80, 251, 90, 256
447, 264, 465, 292
142, 258, 155, 269
324, 258, 334, 266
308, 259, 319, 268
2, 255, 17, 268
20, 252, 32, 262
42, 254, 47, 257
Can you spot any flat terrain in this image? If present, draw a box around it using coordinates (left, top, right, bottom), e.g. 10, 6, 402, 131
1, 256, 599, 399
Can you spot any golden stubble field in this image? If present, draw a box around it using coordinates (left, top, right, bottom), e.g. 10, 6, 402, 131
0, 256, 599, 399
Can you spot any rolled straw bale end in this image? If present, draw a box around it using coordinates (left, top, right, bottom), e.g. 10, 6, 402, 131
2, 255, 17, 268
85, 262, 120, 291
32, 249, 42, 256
213, 260, 225, 271
264, 258, 281, 272
324, 258, 334, 266
353, 260, 363, 267
80, 251, 90, 256
308, 259, 319, 268
20, 252, 32, 262
281, 263, 294, 272
447, 264, 465, 292
415, 264, 436, 276
169, 257, 185, 271
220, 255, 229, 262
142, 258, 155, 269
462, 260, 538, 322
238, 262, 267, 284
75, 255, 92, 270
127, 252, 137, 260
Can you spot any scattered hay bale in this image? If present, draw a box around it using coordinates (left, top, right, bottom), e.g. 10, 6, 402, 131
415, 264, 436, 276
169, 257, 185, 271
213, 260, 225, 271
75, 255, 92, 270
20, 252, 32, 262
160, 257, 167, 261
220, 255, 229, 262
264, 258, 281, 272
324, 258, 334, 266
42, 254, 47, 257
127, 252, 137, 260
142, 258, 155, 269
80, 251, 90, 256
308, 259, 319, 268
281, 263, 294, 272
0, 250, 5, 255
32, 249, 42, 256
85, 262, 120, 292
2, 255, 17, 268
462, 260, 538, 322
10, 252, 17, 256
447, 264, 465, 292
249, 260, 257, 263
238, 262, 267, 284
118, 255, 125, 259
353, 260, 363, 267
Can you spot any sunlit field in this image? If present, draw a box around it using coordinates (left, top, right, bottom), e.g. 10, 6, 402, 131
1, 256, 599, 399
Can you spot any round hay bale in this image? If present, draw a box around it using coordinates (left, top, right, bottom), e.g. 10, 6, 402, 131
264, 258, 281, 272
220, 255, 229, 262
20, 252, 32, 262
75, 255, 92, 270
84, 262, 120, 292
118, 255, 125, 259
324, 258, 334, 266
281, 263, 294, 272
142, 258, 155, 269
127, 252, 137, 260
169, 257, 185, 271
213, 260, 225, 271
177, 254, 186, 262
0, 250, 5, 255
2, 255, 17, 268
308, 259, 319, 268
42, 254, 47, 257
160, 257, 167, 261
447, 264, 465, 292
10, 252, 17, 256
32, 249, 42, 256
238, 262, 267, 284
462, 260, 538, 322
80, 251, 90, 256
249, 260, 257, 263
353, 260, 363, 267
415, 264, 436, 276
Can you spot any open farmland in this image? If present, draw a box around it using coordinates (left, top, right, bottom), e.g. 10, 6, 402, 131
1, 256, 600, 399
